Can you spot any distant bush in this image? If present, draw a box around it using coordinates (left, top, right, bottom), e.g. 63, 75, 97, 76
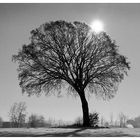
134, 116, 140, 127
28, 114, 46, 128
73, 112, 99, 127
45, 118, 56, 127
89, 112, 99, 127
127, 116, 140, 128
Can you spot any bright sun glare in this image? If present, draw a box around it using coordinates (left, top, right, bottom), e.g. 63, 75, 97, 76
91, 20, 104, 33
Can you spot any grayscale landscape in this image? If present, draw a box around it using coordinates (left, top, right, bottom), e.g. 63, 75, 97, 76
0, 3, 140, 137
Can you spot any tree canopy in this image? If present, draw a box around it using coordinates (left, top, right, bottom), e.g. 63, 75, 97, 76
12, 20, 130, 100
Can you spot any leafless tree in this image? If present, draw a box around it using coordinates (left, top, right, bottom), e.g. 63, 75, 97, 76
12, 20, 130, 127
114, 120, 119, 127
74, 116, 83, 126
104, 121, 109, 128
9, 102, 27, 127
100, 116, 104, 126
110, 112, 114, 126
118, 112, 127, 128
46, 117, 56, 127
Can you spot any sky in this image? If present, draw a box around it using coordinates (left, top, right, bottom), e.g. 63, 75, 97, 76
0, 3, 140, 122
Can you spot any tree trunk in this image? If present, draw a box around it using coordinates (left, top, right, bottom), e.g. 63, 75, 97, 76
79, 90, 90, 127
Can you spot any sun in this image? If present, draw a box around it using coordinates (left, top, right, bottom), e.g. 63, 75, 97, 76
91, 20, 104, 33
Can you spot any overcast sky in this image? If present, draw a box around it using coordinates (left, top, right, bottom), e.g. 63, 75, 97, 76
0, 3, 140, 122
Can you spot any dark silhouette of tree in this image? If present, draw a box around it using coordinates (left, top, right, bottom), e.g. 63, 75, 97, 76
12, 20, 130, 127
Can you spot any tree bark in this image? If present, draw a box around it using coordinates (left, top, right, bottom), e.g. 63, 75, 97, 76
79, 90, 90, 127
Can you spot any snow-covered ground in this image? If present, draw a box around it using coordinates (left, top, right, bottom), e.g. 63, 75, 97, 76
0, 128, 140, 137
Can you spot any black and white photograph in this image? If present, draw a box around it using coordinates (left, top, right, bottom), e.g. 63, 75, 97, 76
0, 2, 140, 137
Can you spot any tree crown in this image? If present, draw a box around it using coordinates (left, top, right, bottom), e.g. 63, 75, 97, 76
12, 20, 130, 99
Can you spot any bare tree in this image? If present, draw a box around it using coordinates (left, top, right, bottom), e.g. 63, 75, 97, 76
114, 120, 119, 127
100, 116, 105, 127
74, 116, 83, 127
9, 102, 27, 127
46, 117, 56, 127
12, 20, 130, 127
110, 112, 114, 126
118, 112, 127, 128
105, 121, 109, 128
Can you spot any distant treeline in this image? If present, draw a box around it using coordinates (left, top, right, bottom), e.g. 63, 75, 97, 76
0, 101, 140, 128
